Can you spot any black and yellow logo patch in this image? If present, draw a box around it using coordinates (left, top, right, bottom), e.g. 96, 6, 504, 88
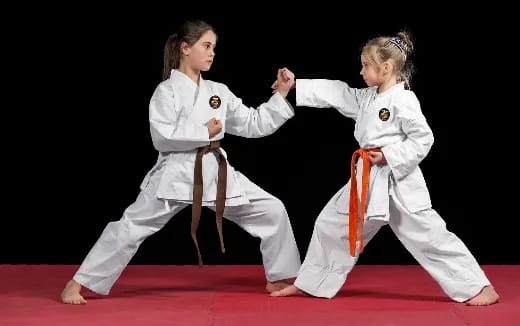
209, 95, 221, 109
378, 108, 390, 121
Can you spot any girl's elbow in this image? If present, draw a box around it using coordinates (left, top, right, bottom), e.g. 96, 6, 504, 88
427, 133, 434, 148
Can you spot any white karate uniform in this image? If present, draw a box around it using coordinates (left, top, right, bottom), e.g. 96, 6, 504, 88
293, 79, 490, 301
73, 70, 301, 295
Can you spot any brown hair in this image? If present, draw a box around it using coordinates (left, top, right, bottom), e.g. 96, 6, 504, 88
162, 20, 217, 80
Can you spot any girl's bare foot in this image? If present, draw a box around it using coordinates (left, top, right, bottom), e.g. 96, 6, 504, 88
265, 278, 293, 293
61, 279, 87, 304
465, 285, 499, 306
270, 285, 306, 297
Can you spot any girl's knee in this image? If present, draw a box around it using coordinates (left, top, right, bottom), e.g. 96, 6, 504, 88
265, 197, 287, 215
113, 219, 157, 244
260, 198, 291, 230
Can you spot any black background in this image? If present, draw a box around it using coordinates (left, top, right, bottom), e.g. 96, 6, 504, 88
3, 4, 517, 266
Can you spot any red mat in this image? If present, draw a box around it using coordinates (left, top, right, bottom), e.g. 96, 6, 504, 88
0, 265, 518, 325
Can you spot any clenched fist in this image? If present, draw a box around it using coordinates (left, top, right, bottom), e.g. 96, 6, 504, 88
206, 118, 222, 138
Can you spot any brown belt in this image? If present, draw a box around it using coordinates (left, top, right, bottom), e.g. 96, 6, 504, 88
348, 147, 381, 257
192, 140, 227, 266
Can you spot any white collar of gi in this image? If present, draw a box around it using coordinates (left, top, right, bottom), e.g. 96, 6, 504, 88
170, 69, 203, 90
375, 82, 405, 99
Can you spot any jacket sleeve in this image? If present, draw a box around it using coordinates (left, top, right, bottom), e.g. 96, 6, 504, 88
224, 87, 295, 138
149, 83, 210, 152
381, 93, 434, 180
296, 79, 364, 119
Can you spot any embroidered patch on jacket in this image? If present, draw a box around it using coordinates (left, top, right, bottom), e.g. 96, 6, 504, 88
378, 108, 390, 121
209, 95, 221, 109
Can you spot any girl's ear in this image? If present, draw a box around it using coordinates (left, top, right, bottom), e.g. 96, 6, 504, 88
181, 42, 191, 56
383, 61, 393, 74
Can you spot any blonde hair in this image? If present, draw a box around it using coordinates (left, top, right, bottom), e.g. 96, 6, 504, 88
362, 31, 415, 89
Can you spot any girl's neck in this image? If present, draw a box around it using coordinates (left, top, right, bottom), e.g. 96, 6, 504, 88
377, 75, 398, 94
178, 64, 201, 85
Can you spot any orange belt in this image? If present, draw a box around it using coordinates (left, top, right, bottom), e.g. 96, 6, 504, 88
348, 147, 381, 257
192, 140, 227, 266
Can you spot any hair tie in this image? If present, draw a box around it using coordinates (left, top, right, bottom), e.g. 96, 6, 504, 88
389, 37, 405, 53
